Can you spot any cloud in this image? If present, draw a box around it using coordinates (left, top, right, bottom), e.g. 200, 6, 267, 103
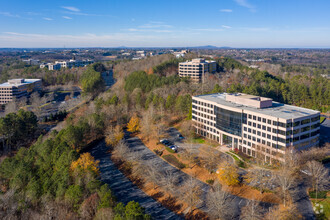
242, 27, 270, 31
61, 6, 80, 12
190, 28, 224, 32
0, 32, 165, 47
220, 9, 233, 13
0, 12, 20, 18
139, 21, 172, 29
62, 16, 72, 20
234, 0, 256, 12
43, 17, 53, 21
222, 25, 232, 29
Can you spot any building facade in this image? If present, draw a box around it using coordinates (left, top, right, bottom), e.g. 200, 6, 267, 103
0, 79, 42, 104
192, 93, 320, 163
179, 58, 217, 83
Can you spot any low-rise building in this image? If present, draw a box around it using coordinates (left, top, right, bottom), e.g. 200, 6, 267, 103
0, 79, 42, 104
192, 93, 320, 163
179, 58, 217, 83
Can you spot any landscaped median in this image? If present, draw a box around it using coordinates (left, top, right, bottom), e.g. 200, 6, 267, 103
138, 133, 281, 205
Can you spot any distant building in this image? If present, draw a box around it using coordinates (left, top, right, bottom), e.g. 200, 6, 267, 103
23, 59, 40, 65
192, 93, 320, 163
0, 79, 42, 104
173, 50, 189, 58
178, 58, 217, 83
40, 59, 94, 70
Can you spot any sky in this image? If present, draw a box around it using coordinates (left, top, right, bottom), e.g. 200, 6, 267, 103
0, 0, 329, 48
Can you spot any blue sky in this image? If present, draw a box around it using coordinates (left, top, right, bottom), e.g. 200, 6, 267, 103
0, 0, 329, 48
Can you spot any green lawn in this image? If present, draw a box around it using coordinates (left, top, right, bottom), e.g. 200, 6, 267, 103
320, 116, 326, 124
192, 137, 205, 144
312, 197, 330, 220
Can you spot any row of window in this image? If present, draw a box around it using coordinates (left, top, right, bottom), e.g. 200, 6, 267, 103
192, 106, 214, 115
192, 100, 214, 109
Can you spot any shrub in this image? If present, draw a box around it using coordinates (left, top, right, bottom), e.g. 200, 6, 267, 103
309, 191, 327, 199
206, 179, 214, 185
153, 149, 163, 156
162, 154, 186, 169
165, 147, 175, 153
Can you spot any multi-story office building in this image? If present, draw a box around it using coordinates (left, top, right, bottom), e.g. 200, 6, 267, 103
40, 59, 94, 70
0, 79, 42, 104
179, 58, 217, 83
192, 93, 320, 163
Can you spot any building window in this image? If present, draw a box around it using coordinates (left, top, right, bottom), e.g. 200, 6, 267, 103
262, 118, 266, 123
257, 117, 261, 122
267, 119, 271, 125
262, 125, 266, 130
253, 123, 256, 127
253, 116, 256, 120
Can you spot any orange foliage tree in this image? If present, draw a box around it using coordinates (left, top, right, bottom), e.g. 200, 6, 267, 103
127, 116, 140, 133
71, 153, 100, 175
217, 161, 239, 186
105, 125, 124, 146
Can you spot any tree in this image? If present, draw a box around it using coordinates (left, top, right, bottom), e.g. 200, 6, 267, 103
114, 140, 131, 158
206, 184, 233, 219
305, 160, 328, 200
276, 167, 296, 207
181, 176, 202, 212
70, 152, 100, 175
217, 160, 239, 186
105, 125, 124, 146
127, 115, 140, 133
140, 107, 155, 141
240, 200, 264, 220
65, 185, 83, 209
245, 169, 274, 193
79, 193, 100, 219
264, 203, 302, 220
80, 66, 105, 96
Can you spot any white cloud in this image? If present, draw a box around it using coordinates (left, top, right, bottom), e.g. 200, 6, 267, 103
222, 25, 232, 29
43, 17, 53, 21
0, 32, 165, 47
0, 12, 20, 18
234, 0, 256, 12
61, 6, 80, 12
190, 28, 224, 32
220, 9, 233, 13
62, 16, 72, 20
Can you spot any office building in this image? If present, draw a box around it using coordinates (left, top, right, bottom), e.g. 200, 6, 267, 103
40, 59, 94, 70
192, 93, 320, 163
0, 79, 42, 104
179, 58, 217, 83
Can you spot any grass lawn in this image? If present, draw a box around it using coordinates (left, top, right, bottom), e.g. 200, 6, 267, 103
225, 152, 246, 168
312, 197, 330, 219
320, 116, 326, 124
192, 137, 205, 144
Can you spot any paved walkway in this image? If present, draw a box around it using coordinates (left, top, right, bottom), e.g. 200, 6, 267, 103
89, 140, 183, 220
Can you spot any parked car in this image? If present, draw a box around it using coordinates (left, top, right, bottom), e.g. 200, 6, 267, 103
160, 139, 173, 147
177, 134, 184, 139
169, 145, 179, 152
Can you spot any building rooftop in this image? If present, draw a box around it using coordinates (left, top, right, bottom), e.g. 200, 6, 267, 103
194, 93, 319, 120
180, 58, 216, 64
0, 79, 41, 87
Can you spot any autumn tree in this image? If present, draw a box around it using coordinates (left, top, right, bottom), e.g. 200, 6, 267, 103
264, 203, 302, 220
245, 169, 274, 193
217, 160, 239, 186
105, 125, 124, 146
70, 152, 100, 175
127, 115, 140, 133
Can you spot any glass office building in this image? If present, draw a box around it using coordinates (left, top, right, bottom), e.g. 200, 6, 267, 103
192, 93, 320, 163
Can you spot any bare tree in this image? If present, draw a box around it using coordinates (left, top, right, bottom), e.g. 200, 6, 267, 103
245, 168, 274, 193
276, 167, 296, 207
114, 140, 131, 159
159, 169, 178, 195
305, 160, 329, 200
206, 183, 233, 220
145, 162, 163, 189
140, 106, 155, 141
240, 200, 264, 220
264, 203, 302, 220
181, 176, 202, 213
199, 146, 222, 173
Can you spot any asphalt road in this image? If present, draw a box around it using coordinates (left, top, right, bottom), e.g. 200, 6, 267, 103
124, 132, 255, 219
89, 140, 183, 220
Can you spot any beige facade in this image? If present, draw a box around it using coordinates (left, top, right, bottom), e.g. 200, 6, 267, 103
192, 93, 320, 163
40, 59, 94, 70
0, 79, 42, 104
179, 58, 217, 83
